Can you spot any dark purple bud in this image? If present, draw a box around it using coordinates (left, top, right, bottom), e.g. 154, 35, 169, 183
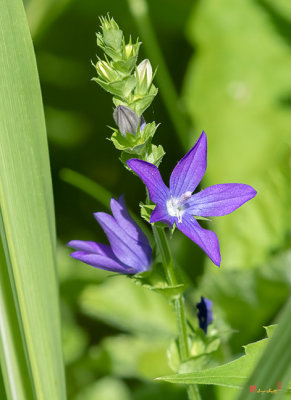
113, 105, 140, 136
196, 296, 213, 334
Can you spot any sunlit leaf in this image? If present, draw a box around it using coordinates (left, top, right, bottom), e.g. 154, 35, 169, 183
157, 325, 291, 390
79, 277, 176, 337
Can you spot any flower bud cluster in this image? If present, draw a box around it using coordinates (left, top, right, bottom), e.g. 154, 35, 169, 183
93, 15, 158, 117
93, 15, 164, 166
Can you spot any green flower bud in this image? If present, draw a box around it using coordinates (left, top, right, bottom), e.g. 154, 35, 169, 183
95, 60, 119, 82
97, 16, 123, 61
136, 59, 152, 91
125, 44, 134, 59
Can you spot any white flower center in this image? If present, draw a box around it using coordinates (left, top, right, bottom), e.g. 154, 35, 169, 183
166, 191, 192, 223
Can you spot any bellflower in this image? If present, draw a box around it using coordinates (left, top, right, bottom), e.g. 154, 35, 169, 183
68, 196, 152, 274
197, 296, 213, 334
127, 131, 257, 266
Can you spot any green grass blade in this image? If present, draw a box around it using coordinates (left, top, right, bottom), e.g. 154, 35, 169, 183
60, 168, 112, 210
0, 0, 66, 399
0, 214, 35, 400
60, 168, 152, 239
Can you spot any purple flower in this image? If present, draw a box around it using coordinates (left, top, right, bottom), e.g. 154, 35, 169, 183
197, 296, 213, 334
67, 196, 152, 274
127, 131, 256, 266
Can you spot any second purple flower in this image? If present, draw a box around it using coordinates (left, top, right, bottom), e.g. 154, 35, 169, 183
68, 196, 152, 274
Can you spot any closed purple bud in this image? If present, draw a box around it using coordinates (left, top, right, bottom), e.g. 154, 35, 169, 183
113, 105, 140, 136
196, 296, 213, 334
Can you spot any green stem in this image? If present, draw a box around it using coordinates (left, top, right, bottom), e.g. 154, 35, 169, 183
152, 226, 201, 400
127, 0, 190, 149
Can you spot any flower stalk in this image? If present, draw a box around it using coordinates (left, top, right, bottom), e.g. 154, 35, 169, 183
152, 225, 201, 400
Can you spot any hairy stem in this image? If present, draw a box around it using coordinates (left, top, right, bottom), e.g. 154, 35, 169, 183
152, 226, 201, 400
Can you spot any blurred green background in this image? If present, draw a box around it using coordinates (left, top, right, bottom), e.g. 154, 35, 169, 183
23, 0, 291, 399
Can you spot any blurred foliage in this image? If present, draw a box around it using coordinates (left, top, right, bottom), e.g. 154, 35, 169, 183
22, 0, 291, 399
184, 0, 291, 268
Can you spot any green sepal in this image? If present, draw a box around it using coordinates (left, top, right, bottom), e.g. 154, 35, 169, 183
103, 28, 123, 54
119, 143, 165, 170
145, 144, 165, 166
93, 75, 136, 98
110, 122, 157, 154
170, 222, 177, 236
130, 86, 158, 116
113, 86, 158, 116
119, 151, 135, 170
112, 56, 138, 75
194, 216, 212, 222
140, 203, 155, 223
130, 262, 185, 300
97, 16, 123, 61
139, 202, 167, 229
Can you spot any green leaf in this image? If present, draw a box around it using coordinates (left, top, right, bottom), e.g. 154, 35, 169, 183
75, 377, 132, 400
157, 325, 291, 389
0, 1, 66, 399
79, 277, 176, 337
94, 334, 172, 380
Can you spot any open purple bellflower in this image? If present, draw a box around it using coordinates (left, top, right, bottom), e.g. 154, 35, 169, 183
127, 131, 257, 266
68, 196, 152, 274
197, 296, 213, 334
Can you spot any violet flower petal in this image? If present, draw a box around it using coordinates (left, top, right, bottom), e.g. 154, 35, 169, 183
110, 195, 150, 246
127, 159, 170, 204
177, 215, 221, 266
67, 240, 113, 255
170, 131, 207, 198
94, 212, 151, 272
186, 183, 257, 217
70, 251, 134, 274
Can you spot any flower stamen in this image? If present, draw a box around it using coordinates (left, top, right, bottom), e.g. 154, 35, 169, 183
167, 191, 192, 223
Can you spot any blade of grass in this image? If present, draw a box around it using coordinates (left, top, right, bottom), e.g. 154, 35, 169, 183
127, 0, 190, 149
60, 168, 152, 239
0, 366, 7, 400
0, 216, 35, 400
60, 168, 112, 209
0, 0, 66, 399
